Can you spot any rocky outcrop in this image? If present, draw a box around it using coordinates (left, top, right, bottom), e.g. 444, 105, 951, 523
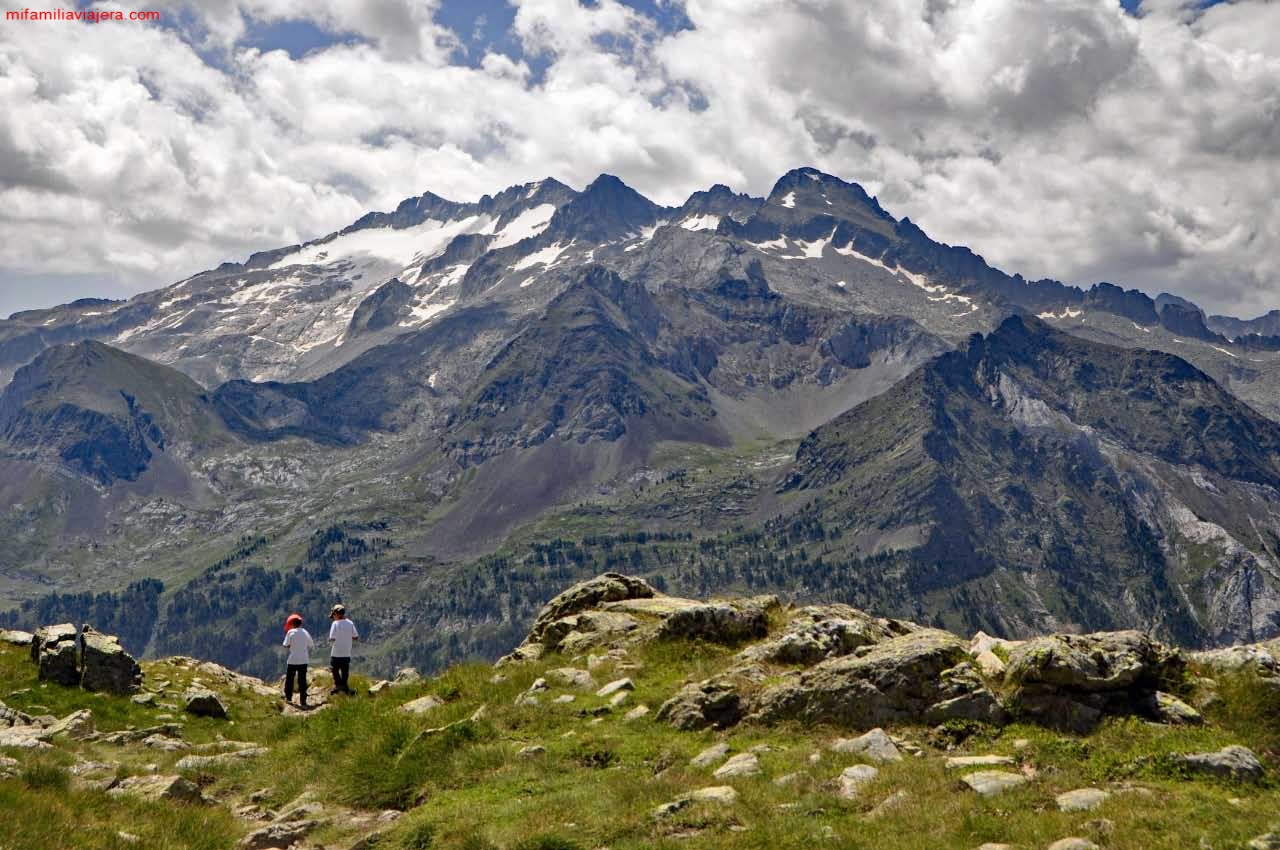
28, 623, 144, 694
737, 605, 914, 666
503, 573, 776, 662
502, 574, 1223, 737
746, 629, 1004, 728
1003, 631, 1185, 731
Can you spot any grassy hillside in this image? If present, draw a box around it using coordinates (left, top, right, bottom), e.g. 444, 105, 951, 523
4, 583, 1280, 850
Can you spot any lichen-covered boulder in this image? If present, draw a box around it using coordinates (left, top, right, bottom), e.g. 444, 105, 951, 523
602, 594, 776, 645
527, 573, 655, 645
80, 631, 142, 694
747, 629, 1004, 728
655, 679, 744, 730
1002, 631, 1185, 731
1004, 631, 1183, 692
737, 605, 914, 666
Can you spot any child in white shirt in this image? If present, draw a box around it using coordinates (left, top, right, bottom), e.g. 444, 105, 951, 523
282, 613, 314, 708
328, 604, 360, 695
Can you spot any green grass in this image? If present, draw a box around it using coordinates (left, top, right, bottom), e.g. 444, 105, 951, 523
3, 632, 1280, 850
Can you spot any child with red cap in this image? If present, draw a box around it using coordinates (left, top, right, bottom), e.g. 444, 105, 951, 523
282, 613, 315, 708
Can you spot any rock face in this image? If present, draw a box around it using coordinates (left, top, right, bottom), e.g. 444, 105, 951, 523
80, 631, 142, 694
747, 629, 1004, 728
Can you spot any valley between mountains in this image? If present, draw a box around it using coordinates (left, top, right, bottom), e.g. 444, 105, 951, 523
3, 167, 1280, 678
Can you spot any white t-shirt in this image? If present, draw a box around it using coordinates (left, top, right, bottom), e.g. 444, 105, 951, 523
282, 627, 314, 664
329, 618, 359, 658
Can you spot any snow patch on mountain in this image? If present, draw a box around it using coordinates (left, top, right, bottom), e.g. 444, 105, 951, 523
269, 215, 492, 273
490, 204, 556, 249
513, 242, 571, 272
679, 214, 720, 231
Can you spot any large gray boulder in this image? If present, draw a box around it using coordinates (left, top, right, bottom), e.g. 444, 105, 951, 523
184, 687, 229, 719
1002, 631, 1185, 731
746, 629, 1004, 728
80, 631, 142, 694
33, 624, 81, 687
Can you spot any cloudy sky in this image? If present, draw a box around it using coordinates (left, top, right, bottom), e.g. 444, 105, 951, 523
0, 0, 1276, 319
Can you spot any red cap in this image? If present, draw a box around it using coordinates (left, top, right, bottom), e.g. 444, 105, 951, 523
284, 613, 303, 631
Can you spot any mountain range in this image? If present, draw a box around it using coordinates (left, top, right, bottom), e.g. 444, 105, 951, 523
3, 166, 1280, 678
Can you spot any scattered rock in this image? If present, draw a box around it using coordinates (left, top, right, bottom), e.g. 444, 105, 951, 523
399, 695, 444, 715
367, 680, 392, 696
1175, 745, 1265, 782
866, 789, 909, 819
1056, 788, 1111, 812
46, 709, 94, 740
830, 728, 901, 763
837, 764, 878, 798
1046, 840, 1100, 850
945, 755, 1014, 770
961, 771, 1028, 796
1150, 691, 1202, 725
624, 705, 650, 721
109, 775, 207, 805
689, 785, 738, 804
549, 667, 594, 689
393, 667, 421, 684
596, 678, 634, 698
237, 820, 318, 850
517, 745, 545, 758
691, 742, 732, 768
553, 694, 576, 704
0, 727, 51, 749
691, 743, 731, 768
175, 748, 267, 770
1249, 833, 1280, 850
142, 734, 191, 752
131, 693, 157, 706
609, 690, 630, 708
183, 687, 228, 719
713, 752, 761, 779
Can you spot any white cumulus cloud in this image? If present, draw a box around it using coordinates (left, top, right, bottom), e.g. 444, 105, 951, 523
0, 0, 1276, 318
